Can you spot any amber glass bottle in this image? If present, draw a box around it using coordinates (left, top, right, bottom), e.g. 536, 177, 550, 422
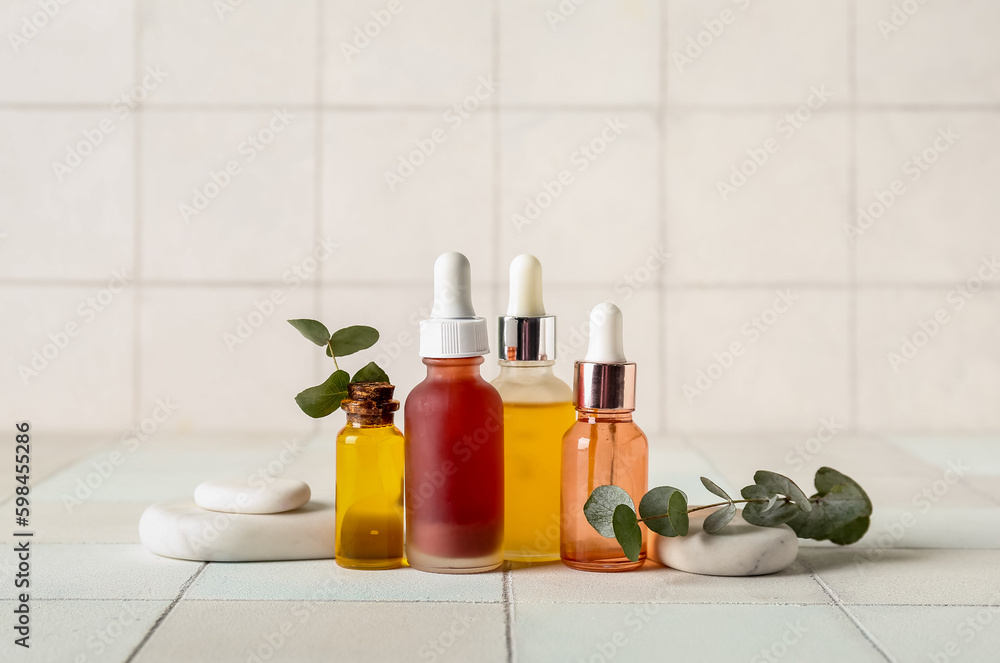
561, 303, 649, 572
335, 382, 404, 570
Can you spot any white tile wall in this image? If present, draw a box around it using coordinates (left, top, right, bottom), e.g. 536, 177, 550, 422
3, 0, 999, 436
666, 0, 851, 106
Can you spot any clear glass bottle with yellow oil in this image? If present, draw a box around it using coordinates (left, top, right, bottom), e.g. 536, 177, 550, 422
492, 255, 575, 562
335, 382, 405, 570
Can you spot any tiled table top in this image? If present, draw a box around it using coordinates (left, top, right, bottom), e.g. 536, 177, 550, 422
2, 432, 999, 662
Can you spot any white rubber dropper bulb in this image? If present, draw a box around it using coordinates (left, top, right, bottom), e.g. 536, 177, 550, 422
585, 302, 627, 363
431, 251, 477, 319
506, 254, 546, 316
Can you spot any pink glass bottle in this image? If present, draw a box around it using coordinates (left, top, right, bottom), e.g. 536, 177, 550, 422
561, 303, 648, 572
404, 252, 504, 573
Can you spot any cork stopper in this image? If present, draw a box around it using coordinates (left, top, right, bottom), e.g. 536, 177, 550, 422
341, 382, 399, 426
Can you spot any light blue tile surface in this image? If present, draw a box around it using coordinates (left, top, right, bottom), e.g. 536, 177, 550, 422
1, 544, 202, 601
187, 560, 503, 603
511, 560, 831, 605
0, 599, 169, 662
514, 603, 883, 663
801, 548, 1000, 605
852, 605, 1000, 662
886, 436, 1000, 474
135, 601, 506, 663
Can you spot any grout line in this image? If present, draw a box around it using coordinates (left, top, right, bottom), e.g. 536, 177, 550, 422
312, 0, 325, 437
806, 564, 898, 663
502, 563, 515, 663
847, 0, 859, 435
658, 0, 669, 434
491, 0, 502, 298
5, 102, 1000, 112
130, 0, 144, 424
13, 596, 1000, 607
124, 562, 208, 663
494, 5, 512, 660
9, 279, 1000, 290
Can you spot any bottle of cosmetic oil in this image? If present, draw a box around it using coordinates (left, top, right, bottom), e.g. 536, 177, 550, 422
561, 303, 648, 572
336, 382, 405, 570
404, 251, 504, 574
492, 255, 574, 562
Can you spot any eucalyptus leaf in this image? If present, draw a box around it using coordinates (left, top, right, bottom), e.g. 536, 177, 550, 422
786, 468, 872, 542
740, 484, 800, 527
815, 467, 873, 514
612, 504, 643, 562
584, 485, 635, 538
700, 476, 732, 502
352, 361, 389, 383
754, 470, 812, 512
827, 516, 870, 545
330, 326, 379, 357
287, 319, 331, 346
703, 503, 737, 534
294, 370, 350, 418
667, 490, 689, 536
741, 484, 770, 501
639, 486, 687, 537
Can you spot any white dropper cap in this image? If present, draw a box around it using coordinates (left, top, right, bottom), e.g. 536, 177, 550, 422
506, 254, 546, 316
585, 302, 627, 363
419, 252, 490, 358
573, 302, 636, 410
498, 254, 556, 361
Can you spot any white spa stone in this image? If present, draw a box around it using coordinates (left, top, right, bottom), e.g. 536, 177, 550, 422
139, 500, 336, 562
194, 477, 311, 514
649, 509, 798, 576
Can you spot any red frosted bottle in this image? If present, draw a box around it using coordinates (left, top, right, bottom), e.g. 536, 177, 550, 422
404, 252, 504, 573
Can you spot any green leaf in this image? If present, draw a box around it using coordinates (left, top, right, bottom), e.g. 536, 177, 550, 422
703, 503, 737, 534
754, 470, 812, 512
288, 319, 331, 346
330, 325, 379, 357
786, 467, 873, 542
827, 515, 870, 545
815, 467, 873, 515
700, 476, 732, 502
352, 361, 389, 383
639, 486, 688, 537
740, 484, 800, 527
741, 484, 770, 501
612, 504, 642, 562
293, 370, 350, 418
584, 485, 635, 538
668, 490, 689, 536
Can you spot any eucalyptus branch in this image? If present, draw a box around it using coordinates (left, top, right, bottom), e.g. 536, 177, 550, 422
636, 498, 774, 522
287, 320, 389, 418
584, 468, 873, 563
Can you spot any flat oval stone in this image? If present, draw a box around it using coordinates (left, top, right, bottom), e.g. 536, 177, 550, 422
139, 500, 335, 562
650, 509, 798, 576
194, 477, 310, 514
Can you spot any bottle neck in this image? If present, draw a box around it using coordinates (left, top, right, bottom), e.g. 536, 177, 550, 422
422, 356, 485, 379
345, 417, 395, 428
576, 409, 634, 424
497, 360, 556, 376
341, 382, 399, 426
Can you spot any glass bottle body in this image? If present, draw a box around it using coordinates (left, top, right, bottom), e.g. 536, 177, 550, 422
492, 361, 574, 562
335, 421, 405, 570
404, 357, 504, 573
561, 410, 648, 571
